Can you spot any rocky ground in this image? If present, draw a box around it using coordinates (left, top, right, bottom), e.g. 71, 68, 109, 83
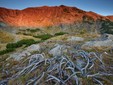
0, 29, 113, 85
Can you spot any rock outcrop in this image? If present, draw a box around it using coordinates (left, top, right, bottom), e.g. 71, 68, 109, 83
82, 34, 113, 49
8, 44, 40, 61
67, 36, 84, 42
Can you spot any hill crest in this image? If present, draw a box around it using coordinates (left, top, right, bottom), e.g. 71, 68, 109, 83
0, 5, 113, 27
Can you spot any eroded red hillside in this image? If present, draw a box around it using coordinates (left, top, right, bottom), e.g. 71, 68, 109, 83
107, 16, 113, 21
0, 5, 113, 27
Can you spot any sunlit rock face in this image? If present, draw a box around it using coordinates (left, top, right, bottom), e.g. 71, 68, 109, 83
0, 5, 113, 28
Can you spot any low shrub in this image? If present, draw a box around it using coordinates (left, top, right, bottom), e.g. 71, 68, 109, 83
6, 42, 22, 49
34, 34, 53, 40
26, 28, 41, 33
54, 32, 68, 36
0, 39, 37, 55
0, 48, 15, 55
6, 39, 37, 49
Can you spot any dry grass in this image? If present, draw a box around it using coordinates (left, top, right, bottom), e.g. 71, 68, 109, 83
83, 46, 113, 53
0, 29, 113, 85
15, 34, 41, 42
49, 34, 68, 41
0, 30, 14, 43
0, 44, 6, 51
6, 48, 113, 85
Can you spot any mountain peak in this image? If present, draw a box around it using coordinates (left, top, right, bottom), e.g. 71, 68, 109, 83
0, 5, 113, 27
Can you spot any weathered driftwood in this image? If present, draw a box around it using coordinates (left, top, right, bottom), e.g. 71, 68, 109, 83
4, 48, 113, 85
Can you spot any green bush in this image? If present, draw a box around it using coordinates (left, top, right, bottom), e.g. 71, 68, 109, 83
0, 39, 40, 55
0, 48, 15, 55
26, 28, 41, 33
17, 39, 36, 45
6, 39, 37, 49
54, 32, 68, 36
24, 40, 37, 47
6, 42, 22, 49
34, 34, 53, 40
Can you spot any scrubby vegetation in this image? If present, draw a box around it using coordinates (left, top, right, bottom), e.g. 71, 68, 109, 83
0, 48, 15, 55
0, 45, 113, 85
1, 31, 69, 52
100, 20, 113, 34
33, 32, 68, 40
0, 39, 37, 55
6, 39, 37, 48
1, 25, 113, 85
0, 31, 68, 55
26, 28, 41, 33
33, 34, 53, 40
54, 32, 68, 36
17, 28, 42, 36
